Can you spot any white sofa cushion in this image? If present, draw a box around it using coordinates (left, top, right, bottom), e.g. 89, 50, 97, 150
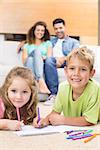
0, 41, 100, 101
0, 41, 100, 86
0, 41, 22, 65
0, 41, 23, 85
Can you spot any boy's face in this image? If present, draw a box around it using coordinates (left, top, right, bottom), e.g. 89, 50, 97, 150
53, 23, 66, 39
65, 56, 95, 91
7, 77, 31, 108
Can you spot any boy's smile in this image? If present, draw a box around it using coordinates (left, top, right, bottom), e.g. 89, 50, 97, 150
65, 56, 94, 91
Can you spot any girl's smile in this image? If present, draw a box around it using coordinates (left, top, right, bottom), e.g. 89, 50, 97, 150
8, 77, 31, 108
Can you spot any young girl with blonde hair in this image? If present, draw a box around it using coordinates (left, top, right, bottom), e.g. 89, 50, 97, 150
0, 66, 38, 130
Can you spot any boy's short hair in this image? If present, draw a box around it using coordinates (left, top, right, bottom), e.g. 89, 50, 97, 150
53, 18, 65, 26
66, 47, 95, 70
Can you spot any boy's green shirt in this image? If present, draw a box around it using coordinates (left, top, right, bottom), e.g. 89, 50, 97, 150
53, 79, 100, 124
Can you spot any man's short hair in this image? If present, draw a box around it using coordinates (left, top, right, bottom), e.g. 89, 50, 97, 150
53, 18, 65, 26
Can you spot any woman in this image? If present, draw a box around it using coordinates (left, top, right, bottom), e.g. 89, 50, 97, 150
22, 21, 52, 94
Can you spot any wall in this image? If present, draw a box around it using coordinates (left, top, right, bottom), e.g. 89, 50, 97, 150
0, 0, 99, 45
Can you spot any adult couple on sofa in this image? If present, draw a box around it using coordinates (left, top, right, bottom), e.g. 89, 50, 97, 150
18, 18, 79, 105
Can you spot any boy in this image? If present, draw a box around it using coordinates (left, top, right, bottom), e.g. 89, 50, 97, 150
34, 47, 100, 127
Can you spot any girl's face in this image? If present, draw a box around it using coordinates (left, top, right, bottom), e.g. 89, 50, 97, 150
8, 77, 31, 108
65, 56, 95, 91
34, 25, 45, 39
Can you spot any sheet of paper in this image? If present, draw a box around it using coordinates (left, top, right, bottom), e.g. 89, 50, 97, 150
14, 125, 91, 136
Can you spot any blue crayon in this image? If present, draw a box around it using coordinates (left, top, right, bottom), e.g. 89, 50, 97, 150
66, 133, 93, 140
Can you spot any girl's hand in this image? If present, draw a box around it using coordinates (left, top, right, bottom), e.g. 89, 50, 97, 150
4, 119, 23, 131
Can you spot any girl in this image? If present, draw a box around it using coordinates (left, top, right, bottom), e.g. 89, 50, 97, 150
22, 21, 52, 94
0, 66, 38, 130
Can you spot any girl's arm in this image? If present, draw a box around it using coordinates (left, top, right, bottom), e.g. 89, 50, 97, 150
49, 111, 94, 126
22, 48, 28, 64
0, 119, 23, 130
0, 98, 23, 130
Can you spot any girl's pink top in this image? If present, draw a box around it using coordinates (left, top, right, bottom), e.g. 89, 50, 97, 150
0, 98, 5, 118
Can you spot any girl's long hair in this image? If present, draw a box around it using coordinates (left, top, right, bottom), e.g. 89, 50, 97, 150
0, 66, 38, 124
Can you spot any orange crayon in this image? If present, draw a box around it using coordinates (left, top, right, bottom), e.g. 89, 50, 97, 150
84, 134, 97, 143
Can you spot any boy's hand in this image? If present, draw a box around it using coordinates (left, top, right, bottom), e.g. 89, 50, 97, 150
49, 113, 64, 125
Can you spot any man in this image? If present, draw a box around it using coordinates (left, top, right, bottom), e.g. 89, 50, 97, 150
44, 18, 80, 105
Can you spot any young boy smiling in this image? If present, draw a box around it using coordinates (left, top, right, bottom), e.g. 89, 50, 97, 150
34, 47, 100, 127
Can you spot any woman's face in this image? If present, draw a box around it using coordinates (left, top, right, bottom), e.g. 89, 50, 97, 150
8, 77, 31, 108
34, 25, 45, 39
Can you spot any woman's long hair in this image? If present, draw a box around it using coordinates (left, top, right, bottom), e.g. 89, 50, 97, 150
27, 21, 50, 44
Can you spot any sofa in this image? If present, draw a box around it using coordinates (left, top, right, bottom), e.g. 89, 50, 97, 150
0, 41, 100, 100
0, 41, 22, 85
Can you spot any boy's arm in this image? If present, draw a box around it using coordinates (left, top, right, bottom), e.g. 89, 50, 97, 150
33, 111, 94, 128
49, 112, 94, 126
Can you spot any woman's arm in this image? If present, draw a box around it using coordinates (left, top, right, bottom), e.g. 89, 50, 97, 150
42, 47, 53, 60
16, 40, 26, 53
47, 47, 53, 57
22, 49, 28, 64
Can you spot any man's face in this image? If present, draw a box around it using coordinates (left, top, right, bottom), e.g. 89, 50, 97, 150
53, 23, 66, 39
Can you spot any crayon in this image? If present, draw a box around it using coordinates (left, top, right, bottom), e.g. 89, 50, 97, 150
72, 134, 93, 140
37, 107, 40, 123
68, 131, 85, 137
84, 133, 100, 143
84, 134, 96, 143
16, 107, 20, 121
66, 130, 87, 134
83, 129, 93, 135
